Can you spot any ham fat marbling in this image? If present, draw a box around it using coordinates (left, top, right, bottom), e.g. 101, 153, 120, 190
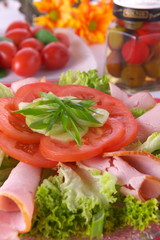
0, 162, 41, 240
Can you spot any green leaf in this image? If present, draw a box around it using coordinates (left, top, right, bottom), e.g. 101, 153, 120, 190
0, 68, 7, 78
59, 69, 110, 94
130, 108, 147, 118
35, 29, 58, 44
15, 108, 53, 115
0, 37, 13, 42
0, 83, 13, 97
29, 115, 50, 129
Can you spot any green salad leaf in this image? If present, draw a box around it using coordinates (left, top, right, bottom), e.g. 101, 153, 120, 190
59, 69, 110, 94
22, 163, 160, 240
0, 83, 13, 97
130, 108, 147, 118
23, 163, 117, 239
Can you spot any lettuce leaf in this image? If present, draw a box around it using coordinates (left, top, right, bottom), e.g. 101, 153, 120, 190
0, 83, 13, 97
23, 163, 160, 240
59, 69, 110, 94
130, 108, 147, 118
137, 132, 160, 153
24, 163, 117, 239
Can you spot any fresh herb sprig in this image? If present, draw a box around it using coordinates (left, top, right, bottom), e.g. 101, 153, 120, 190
14, 92, 100, 146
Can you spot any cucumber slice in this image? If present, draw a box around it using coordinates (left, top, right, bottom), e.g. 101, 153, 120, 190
77, 108, 109, 127
49, 126, 88, 142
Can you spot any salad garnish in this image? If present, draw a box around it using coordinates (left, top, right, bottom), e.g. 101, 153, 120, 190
59, 69, 110, 94
15, 92, 109, 146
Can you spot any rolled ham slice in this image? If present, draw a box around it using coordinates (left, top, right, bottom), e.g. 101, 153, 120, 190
0, 162, 41, 240
104, 151, 160, 179
109, 82, 156, 110
136, 103, 160, 142
82, 155, 160, 201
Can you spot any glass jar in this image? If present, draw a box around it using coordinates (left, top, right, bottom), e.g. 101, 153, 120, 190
105, 0, 160, 92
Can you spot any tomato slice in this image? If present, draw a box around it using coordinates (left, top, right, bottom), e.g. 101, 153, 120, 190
0, 97, 41, 143
0, 131, 57, 168
39, 118, 125, 162
58, 85, 138, 150
13, 82, 62, 108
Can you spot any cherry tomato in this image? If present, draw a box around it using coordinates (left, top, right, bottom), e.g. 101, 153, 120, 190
13, 82, 62, 108
5, 20, 31, 33
41, 42, 70, 70
12, 47, 41, 77
0, 41, 17, 68
0, 131, 58, 168
5, 28, 32, 46
19, 37, 44, 52
31, 25, 53, 36
0, 97, 42, 143
54, 32, 70, 48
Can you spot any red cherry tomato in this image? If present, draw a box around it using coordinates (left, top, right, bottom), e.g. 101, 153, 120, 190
0, 41, 17, 68
41, 42, 70, 70
54, 32, 70, 48
12, 47, 41, 77
5, 20, 31, 33
5, 28, 32, 46
121, 39, 149, 64
31, 25, 53, 36
19, 37, 44, 52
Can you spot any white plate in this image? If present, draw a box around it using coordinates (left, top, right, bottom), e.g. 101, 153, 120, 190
0, 27, 97, 83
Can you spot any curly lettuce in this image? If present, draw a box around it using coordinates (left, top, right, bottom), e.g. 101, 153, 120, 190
22, 163, 160, 240
59, 69, 110, 94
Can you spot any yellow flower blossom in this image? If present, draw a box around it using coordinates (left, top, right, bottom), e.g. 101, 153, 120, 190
33, 0, 73, 28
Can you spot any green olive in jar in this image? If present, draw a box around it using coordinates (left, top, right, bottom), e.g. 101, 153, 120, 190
107, 26, 126, 50
144, 57, 160, 78
121, 65, 146, 88
106, 50, 123, 78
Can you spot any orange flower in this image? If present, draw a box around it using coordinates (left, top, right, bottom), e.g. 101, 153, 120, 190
33, 0, 114, 44
72, 0, 114, 44
33, 0, 73, 28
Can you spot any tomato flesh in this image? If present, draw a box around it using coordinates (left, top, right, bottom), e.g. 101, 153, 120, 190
0, 131, 57, 168
13, 82, 62, 108
0, 97, 41, 143
58, 85, 138, 151
39, 118, 125, 162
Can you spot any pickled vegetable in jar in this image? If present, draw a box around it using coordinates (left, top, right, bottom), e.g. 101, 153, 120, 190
105, 0, 160, 92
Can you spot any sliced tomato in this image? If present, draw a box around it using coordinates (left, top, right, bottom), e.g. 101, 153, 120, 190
0, 131, 57, 168
0, 97, 41, 143
39, 118, 125, 162
58, 85, 138, 151
13, 82, 62, 108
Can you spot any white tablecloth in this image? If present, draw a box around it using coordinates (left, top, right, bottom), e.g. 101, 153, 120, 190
0, 0, 160, 98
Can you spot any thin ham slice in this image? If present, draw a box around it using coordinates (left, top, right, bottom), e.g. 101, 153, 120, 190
104, 151, 160, 178
0, 162, 41, 240
11, 78, 40, 94
136, 103, 160, 142
82, 155, 160, 201
126, 91, 156, 110
109, 82, 156, 110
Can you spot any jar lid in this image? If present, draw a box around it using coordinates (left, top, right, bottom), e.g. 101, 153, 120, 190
113, 0, 160, 22
113, 0, 160, 9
